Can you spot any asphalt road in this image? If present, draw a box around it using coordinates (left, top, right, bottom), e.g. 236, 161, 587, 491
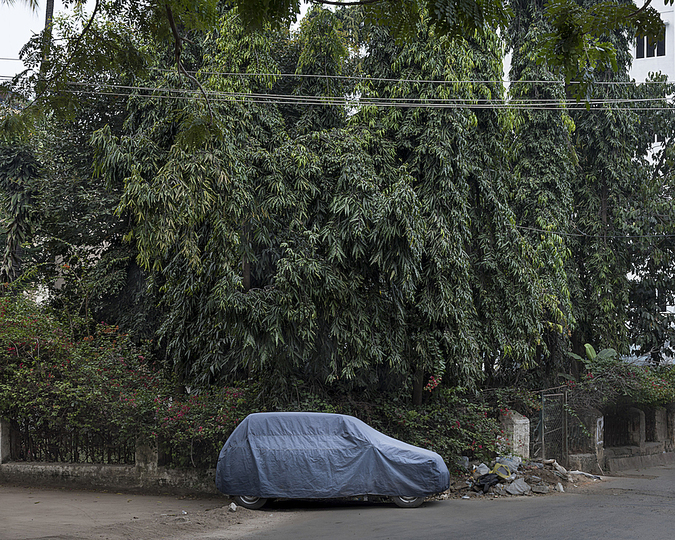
2, 466, 675, 540
239, 466, 675, 540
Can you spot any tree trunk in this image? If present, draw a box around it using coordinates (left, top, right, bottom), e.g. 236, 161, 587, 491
39, 0, 55, 87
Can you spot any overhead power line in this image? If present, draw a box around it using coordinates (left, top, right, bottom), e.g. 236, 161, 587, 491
513, 225, 675, 240
4, 59, 675, 86
162, 68, 675, 87
67, 80, 674, 105
61, 80, 675, 111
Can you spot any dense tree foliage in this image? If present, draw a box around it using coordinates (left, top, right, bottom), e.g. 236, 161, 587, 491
1, 0, 675, 408
506, 1, 577, 382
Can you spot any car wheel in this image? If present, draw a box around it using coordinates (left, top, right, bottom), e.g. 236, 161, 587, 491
391, 496, 425, 508
233, 496, 268, 509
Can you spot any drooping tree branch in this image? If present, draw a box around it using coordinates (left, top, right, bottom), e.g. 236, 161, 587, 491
165, 2, 214, 119
626, 0, 653, 20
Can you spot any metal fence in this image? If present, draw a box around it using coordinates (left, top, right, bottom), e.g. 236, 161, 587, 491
8, 419, 135, 464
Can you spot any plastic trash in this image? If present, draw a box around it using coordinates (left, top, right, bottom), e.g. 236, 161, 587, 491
474, 473, 500, 493
475, 463, 490, 475
505, 478, 531, 496
491, 463, 511, 479
496, 456, 522, 473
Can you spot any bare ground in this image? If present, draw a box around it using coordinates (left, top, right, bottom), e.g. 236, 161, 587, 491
0, 485, 294, 540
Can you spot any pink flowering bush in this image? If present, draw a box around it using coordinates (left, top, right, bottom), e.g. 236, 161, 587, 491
0, 295, 161, 462
154, 385, 255, 468
568, 343, 675, 409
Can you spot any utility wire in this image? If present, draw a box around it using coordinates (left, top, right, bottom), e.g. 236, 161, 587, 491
160, 68, 675, 87
513, 225, 675, 239
65, 80, 675, 105
62, 86, 675, 111
4, 58, 675, 86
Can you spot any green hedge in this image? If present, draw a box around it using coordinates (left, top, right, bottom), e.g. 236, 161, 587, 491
0, 294, 530, 469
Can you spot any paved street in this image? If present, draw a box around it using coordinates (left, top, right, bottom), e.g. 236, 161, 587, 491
2, 466, 675, 540
239, 466, 675, 540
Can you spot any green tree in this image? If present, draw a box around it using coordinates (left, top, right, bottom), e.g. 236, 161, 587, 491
1, 12, 157, 342
2, 0, 670, 124
625, 74, 675, 364
506, 1, 577, 383
0, 145, 39, 282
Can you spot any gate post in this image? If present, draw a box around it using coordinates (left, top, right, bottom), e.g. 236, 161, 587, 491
0, 417, 10, 463
501, 410, 530, 458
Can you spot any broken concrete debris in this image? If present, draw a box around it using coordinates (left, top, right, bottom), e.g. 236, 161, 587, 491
505, 478, 531, 495
441, 457, 601, 499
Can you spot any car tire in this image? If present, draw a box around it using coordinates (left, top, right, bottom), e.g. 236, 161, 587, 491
233, 496, 268, 509
391, 496, 425, 508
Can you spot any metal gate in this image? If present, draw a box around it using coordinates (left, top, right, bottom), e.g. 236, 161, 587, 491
530, 387, 568, 465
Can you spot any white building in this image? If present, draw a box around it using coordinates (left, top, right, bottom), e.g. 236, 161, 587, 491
631, 1, 674, 82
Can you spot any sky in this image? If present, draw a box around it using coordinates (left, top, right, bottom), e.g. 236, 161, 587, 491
0, 1, 71, 79
0, 1, 309, 81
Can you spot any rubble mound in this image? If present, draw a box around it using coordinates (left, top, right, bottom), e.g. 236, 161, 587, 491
436, 458, 603, 500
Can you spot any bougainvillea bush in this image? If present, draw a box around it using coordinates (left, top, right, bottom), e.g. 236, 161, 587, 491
0, 292, 515, 469
567, 344, 675, 411
0, 293, 161, 462
0, 293, 257, 467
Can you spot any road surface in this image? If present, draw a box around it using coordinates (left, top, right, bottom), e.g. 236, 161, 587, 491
2, 466, 675, 539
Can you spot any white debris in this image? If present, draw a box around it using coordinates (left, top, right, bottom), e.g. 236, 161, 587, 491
569, 470, 602, 481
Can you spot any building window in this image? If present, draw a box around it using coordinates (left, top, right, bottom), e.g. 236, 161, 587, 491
636, 33, 666, 59
637, 34, 645, 58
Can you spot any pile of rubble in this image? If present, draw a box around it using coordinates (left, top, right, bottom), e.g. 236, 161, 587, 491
438, 457, 602, 499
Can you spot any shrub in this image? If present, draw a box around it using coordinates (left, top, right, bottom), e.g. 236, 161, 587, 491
0, 293, 508, 470
567, 344, 675, 411
0, 294, 161, 462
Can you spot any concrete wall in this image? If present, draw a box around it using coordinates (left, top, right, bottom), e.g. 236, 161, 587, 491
0, 461, 220, 495
604, 404, 675, 473
0, 426, 221, 496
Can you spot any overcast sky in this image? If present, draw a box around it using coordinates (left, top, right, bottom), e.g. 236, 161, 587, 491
0, 1, 72, 79
0, 1, 310, 81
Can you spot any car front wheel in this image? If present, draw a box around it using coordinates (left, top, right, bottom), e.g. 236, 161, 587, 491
391, 496, 425, 508
233, 496, 268, 509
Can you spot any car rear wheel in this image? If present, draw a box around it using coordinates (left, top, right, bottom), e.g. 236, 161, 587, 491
391, 496, 425, 508
233, 496, 268, 509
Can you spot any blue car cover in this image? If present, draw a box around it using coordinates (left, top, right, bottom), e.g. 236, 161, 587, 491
216, 412, 449, 499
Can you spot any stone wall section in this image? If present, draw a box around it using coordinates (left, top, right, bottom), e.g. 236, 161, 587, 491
0, 430, 221, 496
603, 404, 675, 473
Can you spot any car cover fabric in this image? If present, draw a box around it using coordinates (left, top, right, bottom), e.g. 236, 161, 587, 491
216, 412, 450, 499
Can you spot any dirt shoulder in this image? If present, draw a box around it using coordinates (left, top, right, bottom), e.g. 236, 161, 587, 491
0, 484, 293, 540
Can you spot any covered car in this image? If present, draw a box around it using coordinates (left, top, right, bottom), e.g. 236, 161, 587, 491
216, 411, 449, 508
